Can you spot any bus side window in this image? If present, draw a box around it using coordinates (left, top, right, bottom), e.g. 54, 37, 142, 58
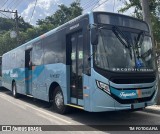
32, 41, 43, 66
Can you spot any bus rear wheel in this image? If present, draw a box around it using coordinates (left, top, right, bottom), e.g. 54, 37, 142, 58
12, 82, 19, 98
53, 86, 69, 114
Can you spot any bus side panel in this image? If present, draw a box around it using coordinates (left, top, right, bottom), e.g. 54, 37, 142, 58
90, 69, 115, 112
30, 64, 67, 102
2, 54, 11, 90
2, 46, 26, 93
83, 74, 91, 111
38, 28, 68, 102
2, 68, 26, 93
12, 68, 26, 94
0, 56, 2, 87
44, 64, 67, 103
2, 69, 12, 91
32, 65, 48, 101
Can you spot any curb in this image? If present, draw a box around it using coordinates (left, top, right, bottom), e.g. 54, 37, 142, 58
144, 105, 160, 114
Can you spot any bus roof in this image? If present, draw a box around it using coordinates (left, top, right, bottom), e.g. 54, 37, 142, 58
3, 11, 148, 56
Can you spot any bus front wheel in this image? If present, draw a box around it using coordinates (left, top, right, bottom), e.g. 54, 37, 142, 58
12, 82, 19, 98
53, 86, 69, 114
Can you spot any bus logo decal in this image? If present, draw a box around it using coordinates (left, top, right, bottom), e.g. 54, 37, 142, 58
10, 73, 18, 78
70, 23, 79, 30
120, 92, 136, 98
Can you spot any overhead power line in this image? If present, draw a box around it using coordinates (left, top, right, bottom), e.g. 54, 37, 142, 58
113, 0, 116, 12
82, 0, 97, 9
6, 0, 15, 9
0, 11, 10, 18
29, 0, 38, 23
81, 0, 91, 7
92, 0, 109, 11
13, 0, 22, 10
83, 0, 100, 11
9, 0, 19, 9
0, 0, 9, 9
0, 9, 17, 17
0, 0, 22, 11
91, 0, 101, 10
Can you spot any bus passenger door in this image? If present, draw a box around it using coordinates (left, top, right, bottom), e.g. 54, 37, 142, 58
25, 49, 32, 95
70, 31, 83, 104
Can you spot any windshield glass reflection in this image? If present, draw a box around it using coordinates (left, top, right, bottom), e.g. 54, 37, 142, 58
94, 28, 155, 72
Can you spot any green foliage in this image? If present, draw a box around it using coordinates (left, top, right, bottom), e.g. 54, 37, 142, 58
0, 32, 18, 55
0, 0, 82, 56
18, 17, 33, 31
0, 17, 32, 32
0, 18, 15, 32
36, 0, 82, 27
118, 0, 160, 46
0, 17, 32, 55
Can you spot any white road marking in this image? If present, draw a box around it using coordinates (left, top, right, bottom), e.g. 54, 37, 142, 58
0, 94, 26, 110
25, 103, 71, 124
36, 112, 56, 123
0, 93, 71, 124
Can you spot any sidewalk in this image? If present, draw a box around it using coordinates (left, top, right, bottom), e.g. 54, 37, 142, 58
144, 105, 160, 114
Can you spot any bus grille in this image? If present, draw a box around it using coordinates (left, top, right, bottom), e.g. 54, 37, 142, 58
111, 77, 155, 84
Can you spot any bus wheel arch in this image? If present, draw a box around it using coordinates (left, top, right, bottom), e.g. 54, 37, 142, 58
49, 82, 69, 114
49, 82, 60, 103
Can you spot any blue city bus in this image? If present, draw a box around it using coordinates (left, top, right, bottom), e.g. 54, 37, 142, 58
2, 11, 158, 114
0, 56, 2, 86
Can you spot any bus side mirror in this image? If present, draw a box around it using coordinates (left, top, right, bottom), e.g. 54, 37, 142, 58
91, 28, 98, 45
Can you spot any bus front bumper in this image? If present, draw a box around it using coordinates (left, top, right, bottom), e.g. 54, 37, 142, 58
87, 85, 158, 112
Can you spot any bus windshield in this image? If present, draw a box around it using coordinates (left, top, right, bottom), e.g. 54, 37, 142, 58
94, 27, 155, 72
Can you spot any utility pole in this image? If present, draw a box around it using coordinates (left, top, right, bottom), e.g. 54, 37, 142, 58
141, 0, 160, 104
0, 9, 19, 43
15, 10, 19, 43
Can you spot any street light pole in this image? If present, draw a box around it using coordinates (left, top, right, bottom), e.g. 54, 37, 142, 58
15, 10, 19, 43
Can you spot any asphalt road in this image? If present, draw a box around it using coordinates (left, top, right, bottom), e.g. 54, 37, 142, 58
0, 87, 160, 134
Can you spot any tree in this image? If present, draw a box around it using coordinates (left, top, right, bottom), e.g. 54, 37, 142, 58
0, 18, 15, 33
26, 1, 82, 42
119, 0, 160, 47
18, 17, 33, 31
0, 17, 32, 32
0, 32, 18, 55
0, 1, 83, 55
0, 17, 32, 55
36, 0, 82, 28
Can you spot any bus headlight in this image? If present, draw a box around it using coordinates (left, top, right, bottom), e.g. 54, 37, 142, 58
96, 80, 110, 95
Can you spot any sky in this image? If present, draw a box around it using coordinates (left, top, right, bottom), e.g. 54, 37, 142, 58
0, 0, 135, 25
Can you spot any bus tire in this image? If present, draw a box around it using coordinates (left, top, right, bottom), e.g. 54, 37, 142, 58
53, 86, 69, 114
12, 82, 19, 98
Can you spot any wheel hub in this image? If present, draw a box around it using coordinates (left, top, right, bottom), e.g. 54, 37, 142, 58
55, 92, 63, 109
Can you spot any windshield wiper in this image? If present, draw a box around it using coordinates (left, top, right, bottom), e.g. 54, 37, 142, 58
136, 31, 145, 47
112, 26, 133, 59
135, 31, 145, 59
